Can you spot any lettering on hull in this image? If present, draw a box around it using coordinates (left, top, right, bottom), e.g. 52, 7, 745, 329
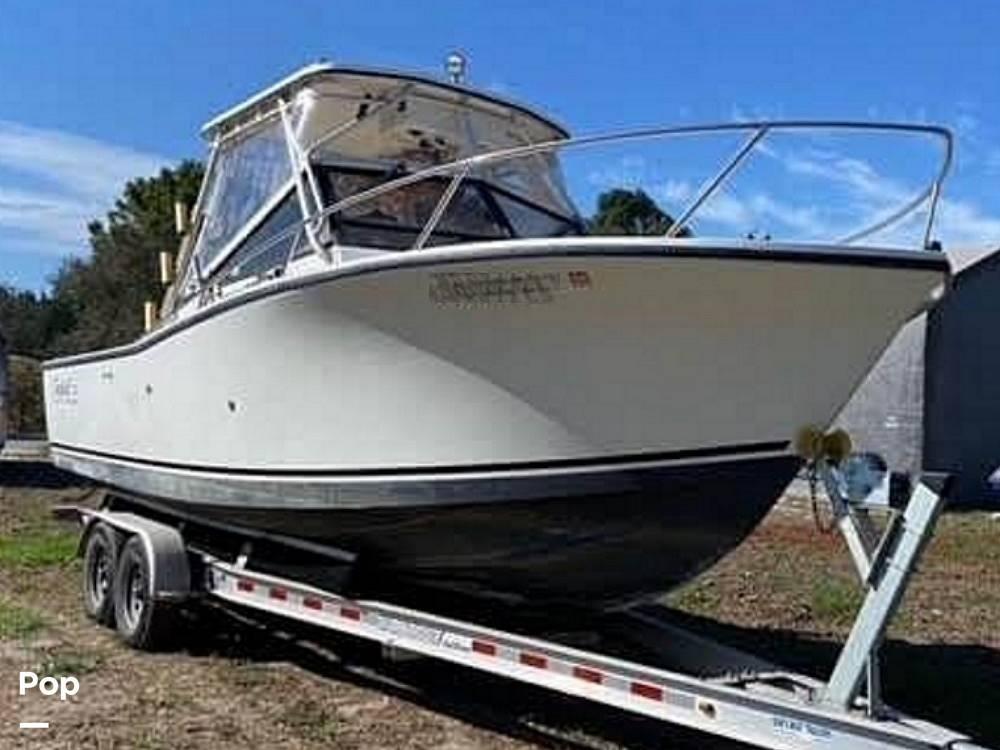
429, 270, 592, 306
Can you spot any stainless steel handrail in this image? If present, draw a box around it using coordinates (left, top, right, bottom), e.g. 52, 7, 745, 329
189, 120, 955, 298
313, 120, 952, 251
665, 126, 769, 239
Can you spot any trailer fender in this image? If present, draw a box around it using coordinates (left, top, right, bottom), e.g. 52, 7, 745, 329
78, 510, 191, 602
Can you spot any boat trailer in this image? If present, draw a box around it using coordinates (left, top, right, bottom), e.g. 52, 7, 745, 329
56, 465, 992, 750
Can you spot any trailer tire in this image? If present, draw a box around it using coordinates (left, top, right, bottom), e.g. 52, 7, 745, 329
82, 523, 119, 627
113, 535, 177, 651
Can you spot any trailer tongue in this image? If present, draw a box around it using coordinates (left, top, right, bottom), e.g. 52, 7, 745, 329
56, 464, 992, 750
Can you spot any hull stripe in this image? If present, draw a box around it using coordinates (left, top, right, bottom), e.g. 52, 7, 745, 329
49, 439, 790, 478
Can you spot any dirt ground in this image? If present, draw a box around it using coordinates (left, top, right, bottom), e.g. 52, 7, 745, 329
1, 467, 998, 749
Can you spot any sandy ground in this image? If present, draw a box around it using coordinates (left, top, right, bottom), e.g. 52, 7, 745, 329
1, 470, 997, 749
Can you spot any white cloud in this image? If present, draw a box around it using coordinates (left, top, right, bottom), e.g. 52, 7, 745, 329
0, 186, 96, 249
0, 120, 166, 199
588, 134, 1000, 250
0, 120, 169, 257
656, 179, 692, 204
653, 178, 825, 237
936, 198, 1000, 248
587, 155, 649, 192
748, 194, 829, 236
771, 145, 1000, 248
698, 190, 753, 228
779, 149, 909, 207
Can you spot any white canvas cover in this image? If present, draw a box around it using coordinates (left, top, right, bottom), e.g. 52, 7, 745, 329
290, 73, 576, 218
188, 67, 579, 278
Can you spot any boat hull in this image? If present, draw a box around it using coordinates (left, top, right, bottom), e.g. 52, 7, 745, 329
68, 448, 798, 614
43, 241, 947, 612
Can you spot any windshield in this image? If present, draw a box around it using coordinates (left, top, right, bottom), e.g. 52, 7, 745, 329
319, 166, 581, 250
194, 120, 292, 272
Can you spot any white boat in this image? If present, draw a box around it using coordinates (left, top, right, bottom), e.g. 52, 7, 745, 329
43, 61, 952, 617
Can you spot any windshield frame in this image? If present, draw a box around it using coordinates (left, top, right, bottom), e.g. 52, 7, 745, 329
315, 163, 582, 250
192, 116, 297, 277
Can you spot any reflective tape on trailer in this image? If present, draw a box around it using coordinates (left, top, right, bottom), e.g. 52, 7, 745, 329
208, 564, 691, 718
204, 560, 978, 750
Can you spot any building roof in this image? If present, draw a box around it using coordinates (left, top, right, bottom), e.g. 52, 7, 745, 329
946, 245, 1000, 275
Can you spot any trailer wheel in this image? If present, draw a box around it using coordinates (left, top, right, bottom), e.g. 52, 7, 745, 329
82, 523, 119, 626
113, 535, 176, 651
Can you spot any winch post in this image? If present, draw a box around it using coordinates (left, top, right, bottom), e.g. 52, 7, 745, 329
820, 473, 950, 712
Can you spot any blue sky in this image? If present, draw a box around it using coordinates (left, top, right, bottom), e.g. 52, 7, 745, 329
1, 0, 999, 290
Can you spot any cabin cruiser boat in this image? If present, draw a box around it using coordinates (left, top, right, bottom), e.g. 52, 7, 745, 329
43, 61, 952, 618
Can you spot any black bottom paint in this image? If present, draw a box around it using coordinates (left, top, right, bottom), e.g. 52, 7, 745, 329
129, 455, 800, 620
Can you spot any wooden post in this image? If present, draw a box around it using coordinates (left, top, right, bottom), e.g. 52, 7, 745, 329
143, 301, 157, 332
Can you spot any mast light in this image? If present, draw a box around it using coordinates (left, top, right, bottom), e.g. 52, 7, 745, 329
446, 51, 467, 84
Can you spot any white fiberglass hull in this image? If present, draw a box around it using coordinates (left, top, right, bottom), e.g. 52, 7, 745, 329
42, 240, 947, 611
45, 240, 945, 476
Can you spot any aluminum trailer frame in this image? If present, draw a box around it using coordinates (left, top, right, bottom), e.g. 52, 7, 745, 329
57, 471, 992, 750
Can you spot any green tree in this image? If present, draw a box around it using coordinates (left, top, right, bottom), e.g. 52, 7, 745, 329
588, 188, 691, 237
7, 355, 45, 436
0, 162, 203, 433
47, 161, 204, 355
0, 287, 70, 359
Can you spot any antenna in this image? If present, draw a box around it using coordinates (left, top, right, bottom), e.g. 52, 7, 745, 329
445, 51, 467, 84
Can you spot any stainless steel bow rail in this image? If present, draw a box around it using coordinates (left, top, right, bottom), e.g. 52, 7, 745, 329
318, 120, 953, 251
185, 121, 954, 297
55, 472, 991, 750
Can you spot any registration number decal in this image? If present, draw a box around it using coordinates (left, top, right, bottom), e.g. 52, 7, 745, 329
429, 270, 592, 306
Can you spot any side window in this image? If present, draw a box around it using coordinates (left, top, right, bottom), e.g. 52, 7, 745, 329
492, 192, 580, 238
217, 191, 304, 284
194, 120, 293, 272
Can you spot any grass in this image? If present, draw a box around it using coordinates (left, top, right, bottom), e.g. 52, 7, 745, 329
280, 697, 339, 742
0, 485, 994, 747
810, 577, 864, 627
133, 734, 172, 750
224, 663, 277, 688
927, 513, 1000, 566
665, 510, 1000, 745
0, 529, 78, 568
667, 579, 724, 616
35, 648, 103, 677
0, 598, 47, 639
